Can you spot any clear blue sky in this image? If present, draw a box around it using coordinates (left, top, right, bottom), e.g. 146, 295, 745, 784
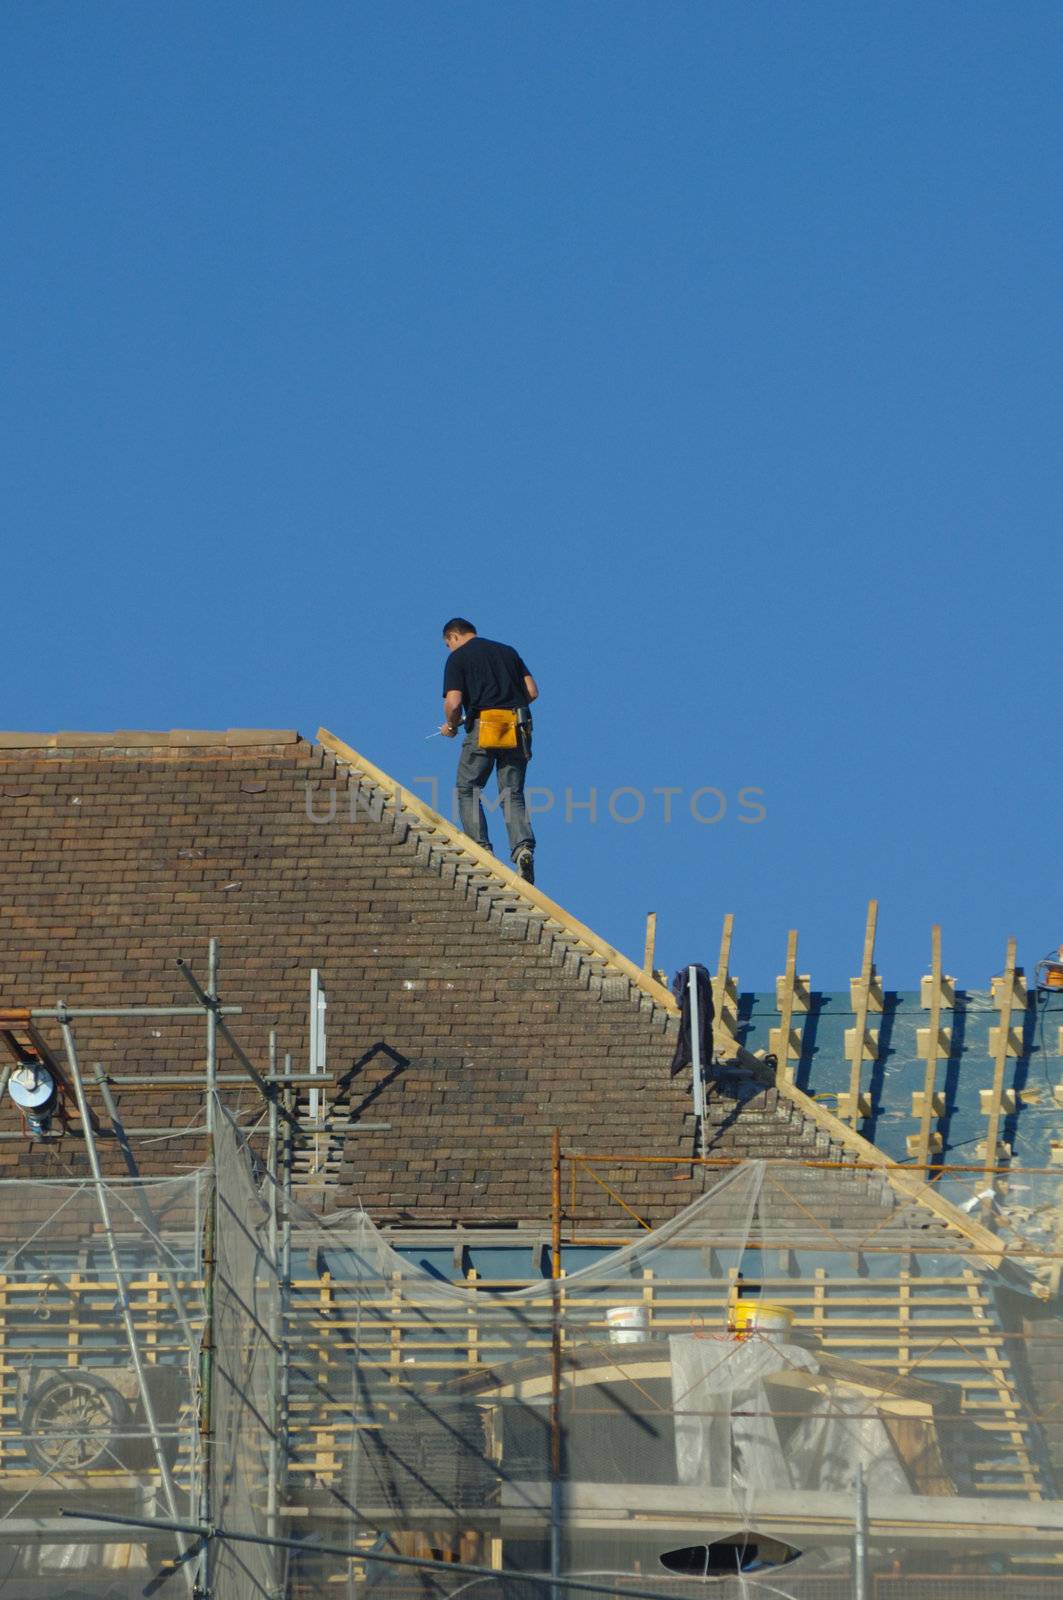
4, 3, 1061, 990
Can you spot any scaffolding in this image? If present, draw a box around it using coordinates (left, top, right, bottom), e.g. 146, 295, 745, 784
0, 943, 323, 1598
204, 1118, 1063, 1599
4, 947, 1063, 1597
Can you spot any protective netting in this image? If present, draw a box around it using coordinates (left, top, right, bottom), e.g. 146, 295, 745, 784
8, 1115, 1063, 1599
212, 1109, 279, 1600
0, 1168, 206, 1598
209, 1109, 1063, 1600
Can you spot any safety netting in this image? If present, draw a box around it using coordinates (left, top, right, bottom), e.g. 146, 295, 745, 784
211, 1110, 1063, 1600
7, 1111, 1063, 1600
0, 1168, 207, 1598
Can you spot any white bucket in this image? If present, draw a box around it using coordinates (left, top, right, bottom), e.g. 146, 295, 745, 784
753, 1304, 794, 1336
606, 1304, 649, 1344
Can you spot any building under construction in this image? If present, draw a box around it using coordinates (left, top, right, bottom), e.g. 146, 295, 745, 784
1, 727, 1063, 1599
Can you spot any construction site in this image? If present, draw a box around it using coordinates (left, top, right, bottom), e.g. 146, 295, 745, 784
2, 726, 1063, 1600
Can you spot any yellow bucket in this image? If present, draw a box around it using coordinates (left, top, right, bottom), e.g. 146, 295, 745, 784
731, 1301, 795, 1340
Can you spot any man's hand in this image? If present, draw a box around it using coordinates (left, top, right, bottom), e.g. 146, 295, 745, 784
439, 722, 458, 738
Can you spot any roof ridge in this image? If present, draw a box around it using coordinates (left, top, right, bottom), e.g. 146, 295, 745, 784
0, 729, 301, 749
317, 726, 676, 1016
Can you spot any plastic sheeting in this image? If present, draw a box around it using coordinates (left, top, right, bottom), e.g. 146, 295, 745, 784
738, 987, 1063, 1174
669, 1337, 909, 1499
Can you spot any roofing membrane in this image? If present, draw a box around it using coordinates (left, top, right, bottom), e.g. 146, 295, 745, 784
740, 988, 1063, 1170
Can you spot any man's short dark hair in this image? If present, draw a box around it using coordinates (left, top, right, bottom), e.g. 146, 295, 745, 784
442, 617, 476, 638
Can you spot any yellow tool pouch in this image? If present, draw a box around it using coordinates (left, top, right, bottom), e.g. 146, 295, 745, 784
477, 708, 519, 750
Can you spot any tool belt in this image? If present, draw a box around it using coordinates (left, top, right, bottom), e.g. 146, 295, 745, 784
477, 706, 532, 752
477, 708, 519, 749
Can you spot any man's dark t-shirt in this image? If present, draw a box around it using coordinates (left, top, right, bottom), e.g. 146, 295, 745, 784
443, 637, 532, 722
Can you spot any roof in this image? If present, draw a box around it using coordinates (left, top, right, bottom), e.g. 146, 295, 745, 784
0, 728, 998, 1249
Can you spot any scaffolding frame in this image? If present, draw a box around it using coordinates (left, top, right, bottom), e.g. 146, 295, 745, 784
0, 939, 328, 1600
4, 938, 1063, 1599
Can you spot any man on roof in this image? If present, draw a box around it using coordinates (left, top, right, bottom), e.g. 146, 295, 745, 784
440, 618, 539, 883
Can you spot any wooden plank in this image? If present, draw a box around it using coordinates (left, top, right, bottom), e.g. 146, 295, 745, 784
914, 925, 946, 1166
145, 1271, 160, 1365
769, 930, 805, 1084
811, 1265, 826, 1345
499, 1481, 1063, 1547
962, 1266, 1042, 1499
842, 899, 879, 1125
315, 1270, 338, 1479
286, 1273, 1011, 1295
466, 1265, 480, 1366
898, 1267, 911, 1378
66, 1271, 81, 1370
388, 1270, 403, 1386
642, 912, 657, 977
984, 936, 1019, 1188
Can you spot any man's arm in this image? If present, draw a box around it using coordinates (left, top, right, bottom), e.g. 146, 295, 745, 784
440, 688, 464, 737
523, 674, 539, 703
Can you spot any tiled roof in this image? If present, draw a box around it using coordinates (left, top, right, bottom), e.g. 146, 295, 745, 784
0, 728, 996, 1248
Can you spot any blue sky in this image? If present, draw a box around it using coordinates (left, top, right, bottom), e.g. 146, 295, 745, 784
4, 3, 1061, 990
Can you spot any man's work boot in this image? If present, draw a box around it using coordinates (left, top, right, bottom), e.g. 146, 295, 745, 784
514, 848, 535, 885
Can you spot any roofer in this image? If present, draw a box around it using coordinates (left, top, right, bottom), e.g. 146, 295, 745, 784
440, 618, 539, 882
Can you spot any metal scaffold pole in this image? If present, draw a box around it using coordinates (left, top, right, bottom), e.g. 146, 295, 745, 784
266, 1031, 280, 1567
853, 1461, 870, 1600
550, 1127, 563, 1600
200, 1108, 217, 1599
689, 965, 705, 1158
205, 937, 218, 1140
279, 1055, 295, 1600
177, 952, 301, 1133
57, 1010, 196, 1595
